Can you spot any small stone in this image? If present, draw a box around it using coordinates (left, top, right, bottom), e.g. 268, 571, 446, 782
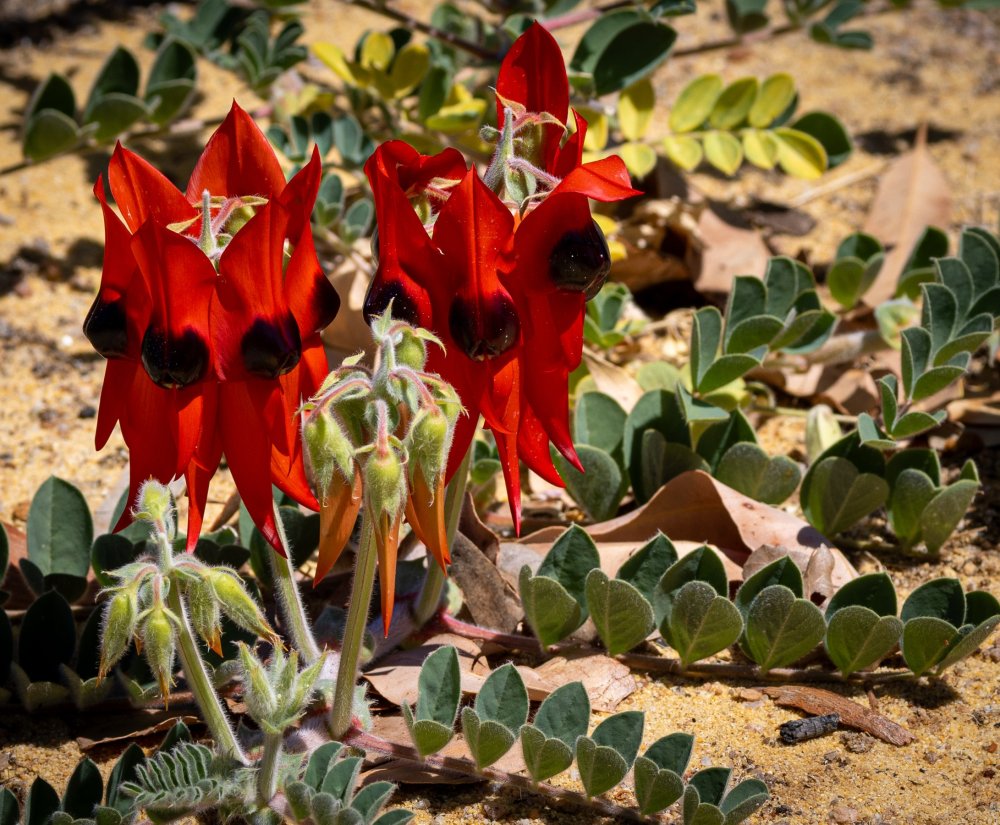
841, 732, 876, 753
734, 688, 764, 702
924, 750, 941, 764
78, 404, 96, 419
986, 742, 997, 754
984, 768, 996, 779
830, 804, 859, 823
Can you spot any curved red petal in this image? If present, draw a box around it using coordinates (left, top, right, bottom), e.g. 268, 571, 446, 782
284, 221, 340, 339
490, 427, 522, 535
516, 398, 569, 486
553, 109, 588, 179
108, 143, 196, 233
186, 101, 286, 202
95, 359, 133, 450
553, 156, 642, 202
279, 147, 322, 242
185, 428, 223, 552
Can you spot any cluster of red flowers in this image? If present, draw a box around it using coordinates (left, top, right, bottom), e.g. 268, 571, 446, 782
84, 103, 340, 551
364, 23, 640, 529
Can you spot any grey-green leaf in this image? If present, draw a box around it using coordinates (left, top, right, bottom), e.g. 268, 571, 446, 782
715, 443, 800, 505
586, 569, 654, 655
655, 545, 729, 628
901, 616, 956, 676
920, 477, 978, 555
461, 708, 517, 769
554, 445, 626, 522
634, 757, 684, 815
803, 456, 888, 536
644, 732, 695, 774
664, 581, 743, 668
616, 533, 678, 604
27, 476, 93, 578
825, 572, 897, 618
575, 736, 629, 798
519, 567, 584, 646
901, 578, 965, 625
721, 778, 770, 824
933, 615, 1000, 674
415, 644, 461, 726
744, 585, 826, 671
532, 681, 591, 747
520, 724, 574, 782
591, 710, 644, 767
537, 524, 601, 612
824, 606, 902, 676
734, 555, 803, 621
475, 663, 528, 730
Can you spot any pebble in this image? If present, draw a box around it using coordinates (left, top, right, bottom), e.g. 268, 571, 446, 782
830, 804, 860, 823
841, 732, 876, 753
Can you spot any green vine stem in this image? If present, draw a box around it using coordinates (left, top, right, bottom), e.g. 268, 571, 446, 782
257, 732, 284, 805
412, 445, 473, 627
329, 514, 380, 739
434, 613, 917, 686
268, 501, 322, 665
342, 727, 651, 823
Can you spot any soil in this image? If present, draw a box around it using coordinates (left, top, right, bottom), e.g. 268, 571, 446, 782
1, 1, 999, 824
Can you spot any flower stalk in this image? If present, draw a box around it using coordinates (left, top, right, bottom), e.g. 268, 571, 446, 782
268, 502, 321, 665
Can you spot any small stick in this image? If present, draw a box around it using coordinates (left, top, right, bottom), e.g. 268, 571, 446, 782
779, 713, 840, 744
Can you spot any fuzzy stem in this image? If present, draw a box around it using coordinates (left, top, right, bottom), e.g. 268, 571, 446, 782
329, 515, 379, 739
257, 732, 284, 805
268, 502, 322, 665
412, 446, 472, 626
164, 559, 248, 764
343, 727, 650, 822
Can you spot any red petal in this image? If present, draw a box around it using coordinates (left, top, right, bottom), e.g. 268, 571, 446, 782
185, 429, 223, 552
490, 427, 522, 534
279, 147, 322, 242
284, 220, 340, 339
496, 23, 569, 171
553, 156, 642, 202
186, 101, 286, 202
108, 144, 196, 233
95, 358, 133, 450
516, 398, 569, 486
553, 109, 588, 179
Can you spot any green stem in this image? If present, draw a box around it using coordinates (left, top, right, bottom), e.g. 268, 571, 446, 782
268, 502, 321, 665
412, 446, 472, 626
329, 515, 379, 739
165, 564, 248, 764
256, 732, 283, 805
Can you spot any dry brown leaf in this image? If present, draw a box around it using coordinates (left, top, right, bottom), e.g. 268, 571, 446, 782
533, 651, 638, 712
862, 124, 952, 306
693, 207, 771, 295
449, 532, 523, 633
581, 350, 644, 410
76, 713, 200, 751
522, 472, 853, 582
762, 685, 915, 746
742, 544, 854, 602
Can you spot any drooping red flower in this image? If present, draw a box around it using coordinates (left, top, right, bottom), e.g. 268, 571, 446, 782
84, 102, 340, 552
364, 22, 639, 530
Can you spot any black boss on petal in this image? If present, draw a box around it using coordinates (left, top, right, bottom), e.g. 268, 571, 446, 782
241, 314, 302, 378
83, 297, 129, 359
548, 219, 611, 298
141, 327, 210, 388
449, 293, 520, 360
363, 273, 421, 327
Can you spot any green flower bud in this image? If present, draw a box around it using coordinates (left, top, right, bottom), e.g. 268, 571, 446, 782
141, 604, 177, 700
395, 328, 427, 371
133, 480, 174, 534
187, 577, 222, 655
303, 406, 356, 499
99, 587, 139, 678
405, 407, 452, 485
362, 447, 406, 521
207, 569, 278, 644
237, 643, 277, 725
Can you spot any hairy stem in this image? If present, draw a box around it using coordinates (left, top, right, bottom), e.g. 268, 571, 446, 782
257, 732, 284, 805
412, 446, 472, 626
343, 727, 650, 823
164, 564, 248, 764
268, 502, 322, 665
329, 515, 379, 739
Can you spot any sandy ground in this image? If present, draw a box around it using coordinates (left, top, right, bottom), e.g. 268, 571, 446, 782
0, 1, 999, 823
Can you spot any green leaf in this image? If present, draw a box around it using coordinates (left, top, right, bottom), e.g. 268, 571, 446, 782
533, 681, 591, 746
373, 812, 414, 825
703, 130, 743, 175
825, 572, 897, 618
715, 443, 801, 505
553, 445, 626, 522
28, 476, 93, 579
618, 141, 658, 178
669, 74, 723, 132
106, 743, 145, 815
461, 708, 518, 769
618, 78, 655, 141
697, 409, 757, 471
965, 590, 1000, 626
0, 788, 19, 825
351, 780, 395, 822
586, 569, 655, 654
576, 735, 629, 798
520, 724, 574, 782
574, 392, 627, 457
519, 568, 584, 646
592, 710, 644, 766
803, 456, 888, 536
537, 524, 601, 612
19, 590, 76, 682
645, 732, 695, 774
934, 615, 1000, 674
634, 757, 684, 815
725, 0, 769, 32
145, 77, 196, 127
664, 580, 743, 668
26, 73, 76, 121
305, 742, 344, 791
616, 533, 678, 604
828, 256, 878, 308
637, 430, 710, 502
901, 578, 966, 625
23, 109, 80, 162
320, 755, 362, 802
414, 644, 461, 727
654, 545, 729, 628
748, 73, 795, 127
824, 606, 903, 676
709, 77, 759, 130
773, 127, 827, 178
570, 12, 678, 96
720, 778, 770, 823
402, 707, 454, 758
744, 585, 826, 671
25, 778, 60, 825
741, 129, 779, 169
91, 534, 141, 588
85, 46, 140, 113
63, 758, 103, 819
901, 616, 956, 676
662, 134, 704, 170
791, 111, 852, 167
475, 663, 528, 730
389, 43, 430, 96
887, 469, 936, 546
921, 475, 979, 555
689, 766, 731, 806
734, 556, 803, 622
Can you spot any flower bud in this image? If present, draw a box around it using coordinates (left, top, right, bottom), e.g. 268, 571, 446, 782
405, 472, 449, 572
133, 479, 174, 536
237, 643, 277, 725
303, 406, 356, 500
405, 407, 451, 485
141, 603, 177, 700
395, 328, 428, 371
99, 587, 139, 678
315, 465, 363, 583
363, 444, 406, 518
207, 569, 279, 644
187, 576, 222, 655
375, 512, 403, 635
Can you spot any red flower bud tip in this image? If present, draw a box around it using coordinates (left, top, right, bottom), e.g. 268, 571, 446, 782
405, 471, 450, 572
315, 466, 364, 584
375, 512, 403, 635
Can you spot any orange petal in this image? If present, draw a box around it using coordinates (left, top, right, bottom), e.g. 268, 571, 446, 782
376, 513, 403, 635
405, 472, 450, 570
315, 467, 363, 584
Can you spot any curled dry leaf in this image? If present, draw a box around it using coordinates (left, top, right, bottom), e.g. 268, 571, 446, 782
76, 712, 201, 751
743, 544, 855, 602
693, 206, 772, 295
532, 651, 638, 713
581, 350, 645, 411
762, 685, 915, 746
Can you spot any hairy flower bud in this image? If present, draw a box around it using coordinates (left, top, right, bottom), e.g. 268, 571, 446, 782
362, 446, 406, 522
405, 407, 451, 485
315, 465, 363, 583
133, 479, 174, 536
187, 576, 222, 655
99, 586, 139, 678
206, 569, 278, 644
303, 406, 356, 500
237, 643, 277, 724
395, 327, 428, 371
141, 603, 177, 700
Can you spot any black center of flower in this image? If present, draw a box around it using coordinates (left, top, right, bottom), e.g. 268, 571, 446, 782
241, 315, 302, 378
548, 219, 611, 298
448, 294, 520, 361
83, 297, 129, 359
141, 327, 210, 388
363, 272, 421, 327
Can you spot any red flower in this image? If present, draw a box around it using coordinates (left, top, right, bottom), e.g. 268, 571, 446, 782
84, 102, 340, 551
364, 23, 639, 529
